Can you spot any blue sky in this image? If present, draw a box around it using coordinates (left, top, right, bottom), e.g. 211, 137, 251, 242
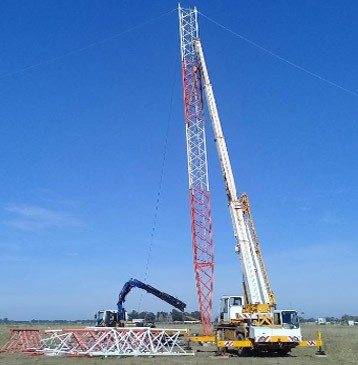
0, 0, 357, 321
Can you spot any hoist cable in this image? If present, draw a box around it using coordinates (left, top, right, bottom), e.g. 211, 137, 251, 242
199, 11, 358, 98
136, 60, 177, 312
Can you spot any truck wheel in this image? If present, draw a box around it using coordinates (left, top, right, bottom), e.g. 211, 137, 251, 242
278, 348, 290, 356
236, 333, 251, 357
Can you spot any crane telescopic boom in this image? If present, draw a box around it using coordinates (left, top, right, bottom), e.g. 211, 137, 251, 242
194, 39, 275, 311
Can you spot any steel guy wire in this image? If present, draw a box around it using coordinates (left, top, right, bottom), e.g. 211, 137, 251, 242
199, 11, 358, 98
0, 8, 177, 80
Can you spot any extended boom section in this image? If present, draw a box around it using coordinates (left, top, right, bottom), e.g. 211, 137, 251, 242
194, 39, 273, 312
178, 5, 214, 336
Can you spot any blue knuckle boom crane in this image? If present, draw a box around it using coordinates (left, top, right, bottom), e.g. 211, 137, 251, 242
96, 278, 186, 327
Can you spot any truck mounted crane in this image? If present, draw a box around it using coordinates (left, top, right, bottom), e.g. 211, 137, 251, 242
179, 5, 324, 356
96, 278, 186, 327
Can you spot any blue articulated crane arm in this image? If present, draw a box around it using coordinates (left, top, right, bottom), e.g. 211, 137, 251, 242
117, 278, 186, 321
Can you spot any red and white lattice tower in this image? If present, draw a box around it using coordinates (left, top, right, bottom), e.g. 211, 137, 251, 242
178, 5, 214, 336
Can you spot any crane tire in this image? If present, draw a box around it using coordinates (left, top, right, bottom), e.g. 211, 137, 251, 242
236, 332, 251, 357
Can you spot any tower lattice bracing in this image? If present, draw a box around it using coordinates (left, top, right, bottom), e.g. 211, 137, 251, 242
178, 5, 214, 336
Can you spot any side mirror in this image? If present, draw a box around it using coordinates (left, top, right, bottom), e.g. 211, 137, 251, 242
94, 314, 97, 319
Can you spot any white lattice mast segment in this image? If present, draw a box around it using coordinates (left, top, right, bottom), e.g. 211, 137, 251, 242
194, 39, 271, 306
37, 328, 193, 357
178, 5, 214, 335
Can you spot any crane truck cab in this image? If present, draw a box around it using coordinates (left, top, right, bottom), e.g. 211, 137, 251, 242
95, 310, 120, 327
219, 295, 244, 321
95, 310, 148, 328
273, 310, 300, 329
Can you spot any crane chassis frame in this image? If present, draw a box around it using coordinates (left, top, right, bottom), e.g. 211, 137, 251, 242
189, 330, 324, 355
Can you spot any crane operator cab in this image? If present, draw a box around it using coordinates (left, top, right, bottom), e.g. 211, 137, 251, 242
95, 310, 119, 327
273, 310, 300, 329
219, 295, 244, 322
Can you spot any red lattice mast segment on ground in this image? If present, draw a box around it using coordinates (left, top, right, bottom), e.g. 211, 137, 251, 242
178, 5, 214, 336
0, 328, 41, 354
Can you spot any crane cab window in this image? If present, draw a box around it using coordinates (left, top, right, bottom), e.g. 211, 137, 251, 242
281, 311, 299, 329
230, 297, 242, 306
220, 298, 229, 313
274, 312, 281, 325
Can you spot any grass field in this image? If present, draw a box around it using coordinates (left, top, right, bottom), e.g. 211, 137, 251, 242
1, 323, 357, 365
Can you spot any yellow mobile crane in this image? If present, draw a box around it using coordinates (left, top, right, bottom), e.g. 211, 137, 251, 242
179, 5, 324, 356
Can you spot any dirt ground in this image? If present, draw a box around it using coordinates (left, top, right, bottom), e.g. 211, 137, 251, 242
1, 323, 357, 365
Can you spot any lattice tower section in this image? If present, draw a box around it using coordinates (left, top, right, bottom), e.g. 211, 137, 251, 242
178, 5, 214, 336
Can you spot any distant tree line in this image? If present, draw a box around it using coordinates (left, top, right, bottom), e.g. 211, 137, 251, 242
299, 316, 339, 323
341, 314, 358, 322
127, 309, 201, 322
0, 309, 202, 324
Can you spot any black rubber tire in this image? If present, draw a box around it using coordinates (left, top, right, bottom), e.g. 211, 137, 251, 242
278, 348, 290, 356
236, 333, 251, 357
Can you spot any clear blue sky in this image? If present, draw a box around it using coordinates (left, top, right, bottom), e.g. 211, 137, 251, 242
0, 0, 357, 321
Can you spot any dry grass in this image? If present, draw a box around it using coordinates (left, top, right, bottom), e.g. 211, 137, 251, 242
0, 323, 357, 365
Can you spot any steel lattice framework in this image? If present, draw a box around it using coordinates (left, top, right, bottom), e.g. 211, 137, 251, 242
0, 328, 41, 354
178, 5, 214, 336
37, 327, 192, 357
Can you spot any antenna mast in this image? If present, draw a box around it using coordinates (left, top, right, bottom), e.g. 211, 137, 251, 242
178, 5, 214, 336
